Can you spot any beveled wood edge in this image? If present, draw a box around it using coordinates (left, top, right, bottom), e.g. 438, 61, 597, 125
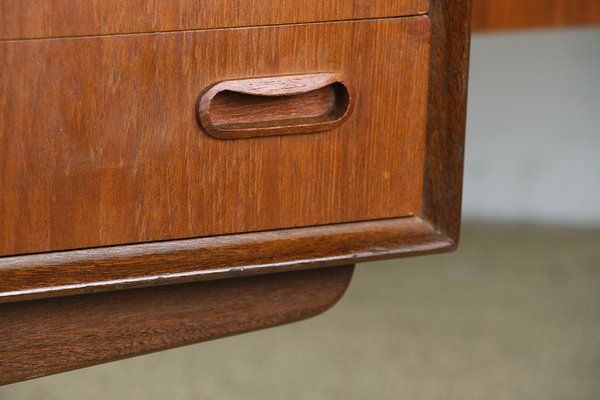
420, 0, 471, 243
0, 265, 355, 385
0, 216, 452, 304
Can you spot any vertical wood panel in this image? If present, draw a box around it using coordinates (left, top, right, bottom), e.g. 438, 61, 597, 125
421, 0, 471, 243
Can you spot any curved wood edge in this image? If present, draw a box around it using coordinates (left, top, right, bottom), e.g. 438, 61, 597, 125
0, 216, 451, 303
0, 265, 354, 385
197, 73, 354, 139
204, 73, 344, 97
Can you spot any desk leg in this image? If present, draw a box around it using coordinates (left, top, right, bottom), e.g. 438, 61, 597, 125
0, 265, 354, 385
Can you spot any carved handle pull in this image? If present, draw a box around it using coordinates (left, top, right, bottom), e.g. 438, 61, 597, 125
197, 73, 354, 139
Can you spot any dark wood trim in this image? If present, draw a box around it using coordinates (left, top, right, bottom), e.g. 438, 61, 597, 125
421, 0, 471, 243
0, 217, 450, 303
0, 265, 354, 385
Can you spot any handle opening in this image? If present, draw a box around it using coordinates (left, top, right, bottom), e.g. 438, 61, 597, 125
197, 73, 353, 139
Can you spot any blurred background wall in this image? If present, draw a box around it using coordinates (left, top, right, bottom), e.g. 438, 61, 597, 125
464, 28, 600, 226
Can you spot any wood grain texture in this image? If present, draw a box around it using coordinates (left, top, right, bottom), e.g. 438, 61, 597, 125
0, 4, 472, 301
0, 216, 450, 303
0, 0, 428, 40
421, 0, 471, 243
0, 265, 354, 385
197, 73, 353, 139
472, 0, 600, 31
0, 3, 471, 385
0, 17, 431, 257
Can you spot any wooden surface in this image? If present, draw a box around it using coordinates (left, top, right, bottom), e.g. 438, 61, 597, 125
0, 17, 431, 257
0, 216, 450, 303
0, 265, 354, 385
0, 0, 428, 40
198, 73, 353, 139
0, 1, 472, 302
472, 0, 600, 31
0, 0, 471, 385
421, 0, 471, 243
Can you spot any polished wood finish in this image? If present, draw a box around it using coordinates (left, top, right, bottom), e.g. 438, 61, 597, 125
472, 0, 600, 31
0, 2, 471, 303
198, 73, 353, 139
0, 0, 428, 40
0, 217, 449, 303
0, 0, 471, 385
0, 265, 354, 385
423, 0, 471, 242
0, 17, 431, 257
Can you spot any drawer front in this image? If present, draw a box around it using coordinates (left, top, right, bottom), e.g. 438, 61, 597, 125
0, 0, 428, 40
0, 17, 431, 256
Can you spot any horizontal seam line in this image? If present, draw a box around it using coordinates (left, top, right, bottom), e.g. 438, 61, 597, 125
1, 12, 429, 43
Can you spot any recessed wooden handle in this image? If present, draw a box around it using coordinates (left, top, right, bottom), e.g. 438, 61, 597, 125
197, 73, 354, 139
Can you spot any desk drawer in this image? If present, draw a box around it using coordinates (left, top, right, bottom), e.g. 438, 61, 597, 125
0, 0, 428, 40
0, 17, 431, 257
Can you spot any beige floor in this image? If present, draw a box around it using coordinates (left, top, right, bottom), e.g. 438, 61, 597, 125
2, 223, 600, 399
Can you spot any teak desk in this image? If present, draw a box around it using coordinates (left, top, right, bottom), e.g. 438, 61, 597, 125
0, 0, 470, 384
